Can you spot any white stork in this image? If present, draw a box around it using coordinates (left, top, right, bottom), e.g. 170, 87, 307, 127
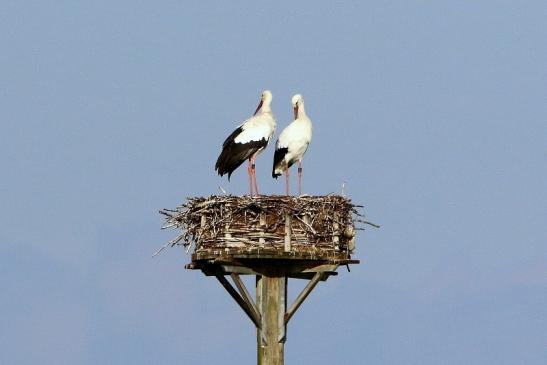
272, 94, 313, 195
215, 90, 276, 196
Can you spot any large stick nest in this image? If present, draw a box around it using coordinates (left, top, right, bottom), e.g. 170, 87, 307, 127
159, 195, 372, 259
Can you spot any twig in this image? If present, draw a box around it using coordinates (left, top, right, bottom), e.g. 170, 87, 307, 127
152, 242, 170, 257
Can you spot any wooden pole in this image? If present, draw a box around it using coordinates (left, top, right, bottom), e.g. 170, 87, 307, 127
257, 270, 287, 365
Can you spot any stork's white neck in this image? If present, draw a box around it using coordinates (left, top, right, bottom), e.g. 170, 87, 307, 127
261, 99, 272, 113
296, 102, 307, 119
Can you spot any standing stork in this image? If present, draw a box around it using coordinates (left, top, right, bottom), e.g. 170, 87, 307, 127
215, 90, 276, 196
272, 94, 313, 195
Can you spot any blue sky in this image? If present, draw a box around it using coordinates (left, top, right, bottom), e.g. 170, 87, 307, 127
1, 1, 545, 364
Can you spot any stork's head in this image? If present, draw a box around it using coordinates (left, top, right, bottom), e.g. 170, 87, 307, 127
262, 90, 273, 103
254, 90, 273, 115
291, 94, 303, 119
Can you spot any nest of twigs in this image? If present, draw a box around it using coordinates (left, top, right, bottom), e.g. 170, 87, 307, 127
159, 195, 374, 260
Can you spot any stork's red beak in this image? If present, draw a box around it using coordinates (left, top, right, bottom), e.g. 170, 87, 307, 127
293, 105, 298, 119
254, 99, 264, 115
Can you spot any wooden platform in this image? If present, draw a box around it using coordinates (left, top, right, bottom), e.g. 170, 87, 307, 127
161, 195, 366, 364
187, 252, 359, 280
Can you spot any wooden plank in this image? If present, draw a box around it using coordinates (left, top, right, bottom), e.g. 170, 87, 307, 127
256, 275, 266, 347
284, 214, 291, 252
191, 250, 357, 262
333, 212, 340, 250
289, 272, 337, 281
230, 273, 261, 326
278, 276, 287, 343
300, 264, 339, 273
187, 259, 358, 272
259, 212, 266, 247
285, 272, 324, 324
221, 265, 256, 275
214, 273, 261, 328
256, 275, 264, 364
219, 263, 340, 276
200, 214, 206, 228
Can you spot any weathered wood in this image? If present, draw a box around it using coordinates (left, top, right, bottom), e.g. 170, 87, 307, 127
259, 212, 266, 247
256, 276, 263, 364
221, 265, 256, 275
214, 273, 261, 328
284, 214, 292, 252
333, 212, 340, 250
285, 272, 324, 324
200, 214, 206, 228
257, 271, 286, 365
193, 249, 352, 262
230, 273, 261, 326
278, 276, 287, 343
289, 272, 336, 280
255, 276, 267, 346
190, 254, 359, 266
217, 263, 341, 276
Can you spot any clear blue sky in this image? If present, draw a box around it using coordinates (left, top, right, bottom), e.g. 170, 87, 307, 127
1, 1, 545, 364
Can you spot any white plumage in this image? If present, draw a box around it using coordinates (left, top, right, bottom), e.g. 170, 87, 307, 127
215, 90, 276, 196
272, 94, 313, 195
233, 117, 276, 145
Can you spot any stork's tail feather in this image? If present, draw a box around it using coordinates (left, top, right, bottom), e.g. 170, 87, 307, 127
272, 147, 288, 179
215, 149, 242, 181
272, 161, 283, 178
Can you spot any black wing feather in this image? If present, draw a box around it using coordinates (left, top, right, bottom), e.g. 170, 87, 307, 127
215, 127, 268, 180
222, 126, 244, 148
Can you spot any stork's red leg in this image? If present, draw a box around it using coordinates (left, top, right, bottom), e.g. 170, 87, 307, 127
297, 161, 302, 196
251, 155, 259, 196
247, 159, 253, 196
284, 166, 289, 196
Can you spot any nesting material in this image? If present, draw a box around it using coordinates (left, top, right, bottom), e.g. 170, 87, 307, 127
160, 195, 365, 260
